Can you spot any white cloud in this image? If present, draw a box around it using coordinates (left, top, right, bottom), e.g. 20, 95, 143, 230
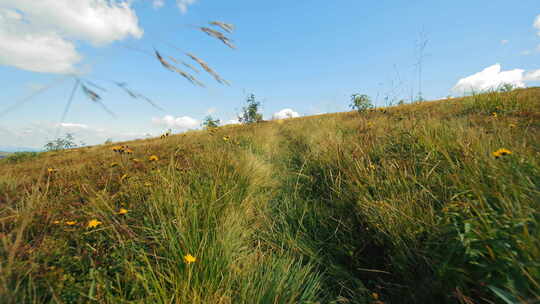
58, 123, 89, 129
500, 40, 509, 45
272, 108, 300, 120
152, 115, 199, 130
0, 10, 81, 73
534, 14, 540, 36
452, 64, 526, 94
221, 117, 240, 125
0, 1, 143, 74
176, 0, 198, 14
524, 69, 540, 82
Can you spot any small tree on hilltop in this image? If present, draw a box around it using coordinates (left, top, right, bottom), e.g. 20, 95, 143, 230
238, 94, 263, 124
202, 115, 221, 129
44, 133, 79, 151
350, 94, 373, 113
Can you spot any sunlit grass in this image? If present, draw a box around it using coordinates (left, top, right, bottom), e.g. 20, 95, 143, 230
0, 88, 539, 303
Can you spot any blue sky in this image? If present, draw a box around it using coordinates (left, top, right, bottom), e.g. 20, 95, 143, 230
0, 0, 539, 149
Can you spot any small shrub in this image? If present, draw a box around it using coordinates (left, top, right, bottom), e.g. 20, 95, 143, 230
349, 94, 373, 113
202, 115, 221, 129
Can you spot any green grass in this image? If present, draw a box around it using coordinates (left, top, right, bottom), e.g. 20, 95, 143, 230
1, 88, 539, 303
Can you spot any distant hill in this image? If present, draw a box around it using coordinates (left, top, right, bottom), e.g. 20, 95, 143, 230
0, 146, 41, 153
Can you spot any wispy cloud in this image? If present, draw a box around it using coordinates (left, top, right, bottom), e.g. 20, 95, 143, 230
176, 0, 198, 14
152, 0, 165, 9
152, 115, 199, 130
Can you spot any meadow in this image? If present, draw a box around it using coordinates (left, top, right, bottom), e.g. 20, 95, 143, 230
0, 88, 539, 303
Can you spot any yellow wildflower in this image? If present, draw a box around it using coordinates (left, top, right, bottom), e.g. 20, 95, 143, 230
184, 254, 197, 264
223, 136, 230, 142
111, 162, 119, 168
47, 168, 57, 173
149, 155, 159, 162
65, 221, 77, 226
372, 292, 379, 300
87, 219, 102, 228
492, 148, 512, 158
144, 182, 153, 187
124, 148, 134, 154
509, 123, 516, 128
118, 208, 129, 215
120, 174, 128, 181
132, 158, 141, 163
52, 220, 61, 224
491, 112, 497, 117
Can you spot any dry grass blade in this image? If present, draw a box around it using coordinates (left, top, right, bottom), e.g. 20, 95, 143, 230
84, 80, 107, 92
210, 21, 235, 33
115, 83, 165, 111
200, 27, 236, 49
155, 50, 175, 71
95, 100, 117, 118
172, 66, 206, 87
0, 76, 70, 118
81, 84, 101, 102
81, 84, 116, 118
155, 50, 205, 87
167, 56, 200, 74
186, 53, 230, 86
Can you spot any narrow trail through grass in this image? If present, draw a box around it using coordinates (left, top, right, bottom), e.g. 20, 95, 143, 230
1, 88, 539, 303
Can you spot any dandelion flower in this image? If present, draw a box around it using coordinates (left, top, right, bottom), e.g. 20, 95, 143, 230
492, 148, 512, 158
491, 112, 498, 117
184, 254, 197, 264
65, 221, 77, 226
47, 168, 56, 173
149, 155, 159, 162
87, 219, 102, 228
118, 208, 129, 215
223, 136, 230, 142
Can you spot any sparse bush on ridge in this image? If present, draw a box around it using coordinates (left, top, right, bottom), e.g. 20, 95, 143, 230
238, 94, 263, 124
202, 115, 221, 129
43, 133, 81, 151
350, 93, 374, 113
0, 88, 539, 303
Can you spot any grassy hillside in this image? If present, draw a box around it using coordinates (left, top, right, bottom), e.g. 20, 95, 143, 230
1, 88, 539, 304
